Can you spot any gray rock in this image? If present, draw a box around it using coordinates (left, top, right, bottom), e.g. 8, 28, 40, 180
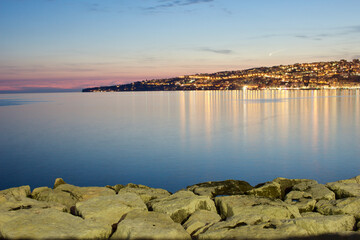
55, 183, 116, 202
0, 208, 111, 239
285, 191, 316, 213
272, 177, 318, 199
0, 186, 31, 202
151, 190, 217, 223
316, 198, 360, 219
32, 187, 77, 210
75, 193, 147, 228
187, 179, 253, 198
246, 182, 281, 199
215, 195, 301, 220
293, 183, 336, 201
326, 182, 360, 198
111, 209, 191, 239
118, 183, 170, 204
182, 210, 221, 236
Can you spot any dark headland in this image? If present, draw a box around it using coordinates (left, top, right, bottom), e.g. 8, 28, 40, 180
2, 175, 360, 239
83, 59, 360, 92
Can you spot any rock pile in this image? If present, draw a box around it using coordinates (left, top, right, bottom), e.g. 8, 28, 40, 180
1, 177, 360, 239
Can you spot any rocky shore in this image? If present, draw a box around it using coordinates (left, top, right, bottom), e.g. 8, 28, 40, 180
2, 176, 360, 239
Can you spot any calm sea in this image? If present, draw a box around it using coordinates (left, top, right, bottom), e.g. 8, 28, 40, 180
0, 90, 359, 192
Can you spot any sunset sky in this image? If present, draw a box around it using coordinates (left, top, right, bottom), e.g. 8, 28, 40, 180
1, 0, 360, 93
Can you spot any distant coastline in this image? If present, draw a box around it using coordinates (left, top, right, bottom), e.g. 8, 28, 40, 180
83, 59, 360, 92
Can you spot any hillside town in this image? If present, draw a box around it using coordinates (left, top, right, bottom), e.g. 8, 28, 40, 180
83, 59, 360, 92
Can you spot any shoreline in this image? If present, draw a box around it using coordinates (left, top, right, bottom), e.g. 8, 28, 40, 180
2, 176, 360, 239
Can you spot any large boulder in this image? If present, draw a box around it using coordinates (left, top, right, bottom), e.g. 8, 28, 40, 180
0, 208, 111, 239
0, 186, 31, 202
54, 183, 116, 202
0, 196, 66, 212
118, 183, 171, 205
151, 190, 217, 223
284, 191, 317, 213
326, 182, 360, 199
215, 195, 301, 220
182, 210, 221, 236
246, 182, 281, 199
75, 193, 147, 228
111, 210, 191, 239
272, 177, 318, 199
293, 182, 335, 201
316, 198, 360, 219
187, 179, 253, 198
32, 187, 77, 211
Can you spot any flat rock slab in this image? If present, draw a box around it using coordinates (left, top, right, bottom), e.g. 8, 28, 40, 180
183, 210, 221, 236
118, 183, 170, 204
32, 187, 77, 210
55, 184, 116, 202
111, 210, 191, 239
76, 193, 147, 227
0, 197, 66, 212
215, 195, 301, 220
0, 208, 111, 239
316, 198, 360, 219
293, 182, 336, 201
0, 186, 30, 202
187, 179, 253, 198
151, 190, 217, 223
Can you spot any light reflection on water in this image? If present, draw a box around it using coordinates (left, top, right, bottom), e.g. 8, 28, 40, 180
0, 90, 359, 192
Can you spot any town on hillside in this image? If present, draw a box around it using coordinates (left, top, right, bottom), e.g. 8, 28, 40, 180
83, 59, 360, 92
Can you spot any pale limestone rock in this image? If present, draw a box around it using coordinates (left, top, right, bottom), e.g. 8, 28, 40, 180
53, 178, 66, 189
284, 191, 316, 213
288, 214, 356, 235
336, 175, 360, 184
118, 183, 170, 204
31, 187, 77, 210
106, 184, 124, 193
246, 182, 281, 199
316, 198, 360, 219
111, 210, 191, 239
55, 184, 116, 202
301, 212, 324, 218
182, 210, 221, 236
198, 220, 307, 240
151, 190, 217, 223
215, 195, 301, 220
187, 179, 253, 198
75, 193, 147, 227
326, 182, 360, 198
0, 196, 66, 212
0, 186, 30, 202
293, 182, 335, 201
272, 177, 318, 199
0, 208, 111, 239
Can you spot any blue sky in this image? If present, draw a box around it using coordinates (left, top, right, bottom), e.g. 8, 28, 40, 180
1, 0, 360, 92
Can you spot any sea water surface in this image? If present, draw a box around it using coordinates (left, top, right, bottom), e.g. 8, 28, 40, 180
0, 90, 359, 192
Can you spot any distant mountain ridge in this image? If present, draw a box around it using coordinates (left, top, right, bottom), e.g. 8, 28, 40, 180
83, 59, 360, 92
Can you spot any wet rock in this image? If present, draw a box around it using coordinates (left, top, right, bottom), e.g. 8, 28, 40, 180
151, 190, 217, 223
285, 191, 317, 213
316, 198, 360, 219
326, 182, 360, 198
111, 209, 191, 239
215, 195, 301, 220
187, 179, 253, 198
272, 177, 318, 199
0, 208, 111, 239
31, 187, 77, 210
293, 182, 336, 201
118, 183, 171, 204
75, 193, 147, 228
182, 210, 221, 236
246, 182, 281, 199
0, 186, 31, 202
